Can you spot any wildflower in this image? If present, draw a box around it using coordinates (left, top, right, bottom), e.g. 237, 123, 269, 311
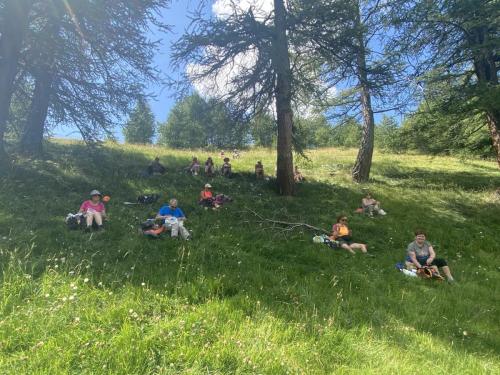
45, 293, 50, 298
69, 295, 75, 301
84, 278, 89, 283
141, 282, 146, 286
74, 317, 80, 323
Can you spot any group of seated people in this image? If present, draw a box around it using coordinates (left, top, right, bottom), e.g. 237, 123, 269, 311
328, 214, 454, 281
186, 156, 232, 177
254, 161, 305, 181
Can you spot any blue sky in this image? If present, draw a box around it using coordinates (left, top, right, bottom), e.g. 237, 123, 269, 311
54, 1, 195, 140
145, 1, 195, 124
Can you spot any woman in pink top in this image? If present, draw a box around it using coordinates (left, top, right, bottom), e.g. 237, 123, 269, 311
79, 190, 106, 230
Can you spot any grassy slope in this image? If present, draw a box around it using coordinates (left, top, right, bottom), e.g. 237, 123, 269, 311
0, 141, 499, 374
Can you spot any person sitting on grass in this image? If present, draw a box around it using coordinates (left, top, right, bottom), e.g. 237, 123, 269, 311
205, 157, 215, 177
221, 157, 232, 177
255, 161, 264, 179
199, 183, 219, 209
147, 157, 166, 176
145, 198, 190, 240
330, 215, 367, 254
188, 157, 201, 176
361, 192, 386, 216
79, 190, 107, 232
405, 230, 455, 282
294, 166, 305, 182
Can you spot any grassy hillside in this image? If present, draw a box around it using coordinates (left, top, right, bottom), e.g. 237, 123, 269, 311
0, 141, 499, 374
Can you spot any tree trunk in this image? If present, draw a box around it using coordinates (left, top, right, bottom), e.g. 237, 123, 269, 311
352, 5, 375, 183
471, 27, 500, 167
486, 110, 500, 168
20, 70, 54, 156
272, 0, 295, 195
0, 0, 32, 158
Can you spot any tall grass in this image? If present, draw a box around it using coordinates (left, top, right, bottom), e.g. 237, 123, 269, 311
0, 141, 499, 374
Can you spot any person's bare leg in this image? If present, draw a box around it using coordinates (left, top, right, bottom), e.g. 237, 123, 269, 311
351, 243, 368, 253
441, 266, 454, 281
86, 212, 94, 227
341, 244, 355, 254
94, 212, 103, 226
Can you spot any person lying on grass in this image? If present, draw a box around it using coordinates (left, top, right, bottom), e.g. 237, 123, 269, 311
405, 230, 455, 282
145, 199, 190, 240
199, 183, 219, 209
205, 157, 215, 177
255, 161, 264, 179
221, 157, 232, 177
188, 157, 200, 176
147, 157, 166, 176
330, 215, 367, 254
361, 192, 386, 216
79, 190, 107, 232
294, 166, 305, 182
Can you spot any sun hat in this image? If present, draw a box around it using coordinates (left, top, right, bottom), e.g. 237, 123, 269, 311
90, 189, 102, 197
204, 183, 212, 188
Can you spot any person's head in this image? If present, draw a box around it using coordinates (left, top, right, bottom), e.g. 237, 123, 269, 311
365, 191, 372, 199
204, 183, 212, 190
295, 166, 299, 171
336, 215, 348, 224
414, 229, 426, 244
169, 198, 178, 209
154, 157, 160, 162
193, 157, 198, 162
208, 157, 212, 161
224, 157, 230, 162
89, 190, 102, 203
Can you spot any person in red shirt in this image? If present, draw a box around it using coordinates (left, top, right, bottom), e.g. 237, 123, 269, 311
79, 190, 107, 231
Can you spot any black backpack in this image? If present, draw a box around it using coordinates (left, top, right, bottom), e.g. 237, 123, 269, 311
137, 194, 159, 204
65, 213, 85, 230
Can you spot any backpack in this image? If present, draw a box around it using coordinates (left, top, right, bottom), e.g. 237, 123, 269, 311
137, 194, 159, 204
140, 218, 157, 231
65, 213, 85, 230
417, 267, 444, 281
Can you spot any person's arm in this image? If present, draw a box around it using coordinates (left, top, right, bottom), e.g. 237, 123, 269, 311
331, 224, 339, 238
426, 245, 436, 265
409, 251, 422, 268
78, 201, 87, 214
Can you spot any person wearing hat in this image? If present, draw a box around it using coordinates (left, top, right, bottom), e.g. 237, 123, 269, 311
199, 183, 219, 209
79, 190, 107, 231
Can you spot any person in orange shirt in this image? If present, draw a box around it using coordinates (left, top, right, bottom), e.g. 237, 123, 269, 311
330, 215, 367, 254
199, 183, 219, 209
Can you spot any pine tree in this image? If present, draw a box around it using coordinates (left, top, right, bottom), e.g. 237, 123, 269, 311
123, 100, 156, 144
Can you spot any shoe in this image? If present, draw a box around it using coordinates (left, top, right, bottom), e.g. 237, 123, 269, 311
379, 209, 387, 216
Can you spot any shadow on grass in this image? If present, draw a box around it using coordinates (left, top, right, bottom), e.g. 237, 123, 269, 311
0, 142, 499, 361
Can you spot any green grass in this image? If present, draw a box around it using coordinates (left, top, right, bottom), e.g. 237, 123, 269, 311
0, 140, 499, 374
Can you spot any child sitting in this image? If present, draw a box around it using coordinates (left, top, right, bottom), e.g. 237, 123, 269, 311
188, 157, 201, 175
255, 161, 264, 179
79, 190, 107, 231
205, 157, 215, 177
221, 157, 232, 177
361, 192, 386, 216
